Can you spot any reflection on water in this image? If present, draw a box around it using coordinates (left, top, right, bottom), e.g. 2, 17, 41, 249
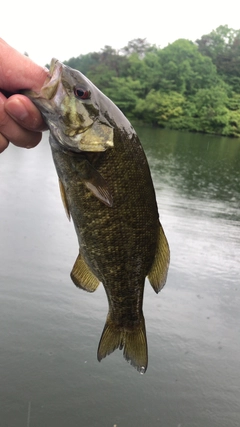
0, 129, 240, 427
142, 128, 240, 282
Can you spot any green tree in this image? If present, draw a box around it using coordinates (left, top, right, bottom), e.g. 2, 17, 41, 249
87, 63, 117, 90
64, 53, 99, 75
120, 38, 152, 58
196, 25, 240, 92
135, 90, 185, 127
62, 30, 240, 137
104, 77, 142, 116
196, 25, 237, 62
98, 46, 129, 77
156, 39, 220, 95
190, 86, 230, 134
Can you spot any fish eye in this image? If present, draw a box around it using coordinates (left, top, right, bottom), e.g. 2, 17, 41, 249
74, 86, 91, 100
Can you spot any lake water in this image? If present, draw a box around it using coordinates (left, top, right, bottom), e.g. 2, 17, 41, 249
0, 127, 240, 427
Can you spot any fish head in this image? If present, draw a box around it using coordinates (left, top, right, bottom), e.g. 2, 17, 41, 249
24, 59, 117, 152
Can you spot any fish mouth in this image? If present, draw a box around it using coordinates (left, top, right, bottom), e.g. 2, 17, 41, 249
23, 58, 61, 101
41, 58, 62, 99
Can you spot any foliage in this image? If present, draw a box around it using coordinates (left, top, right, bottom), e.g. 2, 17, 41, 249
103, 77, 142, 117
134, 90, 185, 126
196, 25, 240, 92
63, 30, 240, 137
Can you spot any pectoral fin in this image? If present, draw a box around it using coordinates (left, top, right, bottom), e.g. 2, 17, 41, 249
75, 158, 113, 207
71, 252, 100, 292
84, 171, 113, 207
148, 224, 170, 293
59, 179, 71, 220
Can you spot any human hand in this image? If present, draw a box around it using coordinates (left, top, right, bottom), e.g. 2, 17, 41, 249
0, 38, 49, 153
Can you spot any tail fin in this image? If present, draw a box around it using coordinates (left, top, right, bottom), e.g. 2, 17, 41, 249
97, 314, 148, 373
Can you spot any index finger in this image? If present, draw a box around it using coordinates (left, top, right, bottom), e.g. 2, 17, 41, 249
0, 38, 49, 92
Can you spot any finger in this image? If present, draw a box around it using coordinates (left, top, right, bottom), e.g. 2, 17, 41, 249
0, 132, 9, 153
0, 93, 43, 149
0, 38, 49, 92
5, 94, 47, 132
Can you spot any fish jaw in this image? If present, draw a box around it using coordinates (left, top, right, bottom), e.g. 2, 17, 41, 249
40, 58, 62, 101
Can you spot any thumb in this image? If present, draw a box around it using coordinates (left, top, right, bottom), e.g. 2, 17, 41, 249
0, 38, 48, 92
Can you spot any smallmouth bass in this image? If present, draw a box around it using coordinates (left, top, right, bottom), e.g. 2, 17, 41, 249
24, 60, 170, 373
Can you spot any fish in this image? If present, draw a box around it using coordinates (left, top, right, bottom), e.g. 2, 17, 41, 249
23, 59, 170, 373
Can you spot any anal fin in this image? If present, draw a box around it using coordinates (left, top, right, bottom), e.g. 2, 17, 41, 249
71, 252, 100, 292
148, 224, 170, 293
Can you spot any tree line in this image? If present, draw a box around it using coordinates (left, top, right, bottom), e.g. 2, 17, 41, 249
64, 26, 240, 137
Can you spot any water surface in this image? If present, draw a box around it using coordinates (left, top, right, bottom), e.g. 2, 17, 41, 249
0, 128, 240, 427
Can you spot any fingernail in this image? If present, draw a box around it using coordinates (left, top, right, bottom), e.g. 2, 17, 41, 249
6, 98, 29, 121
